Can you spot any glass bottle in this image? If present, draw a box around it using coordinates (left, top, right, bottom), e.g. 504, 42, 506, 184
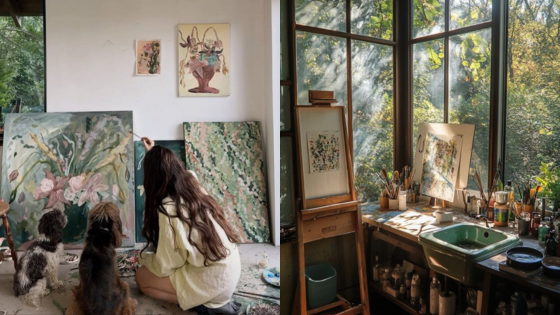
554, 212, 560, 237
429, 276, 440, 315
382, 268, 390, 291
505, 180, 516, 226
392, 264, 404, 288
546, 230, 558, 256
373, 253, 380, 282
539, 218, 550, 244
532, 208, 541, 238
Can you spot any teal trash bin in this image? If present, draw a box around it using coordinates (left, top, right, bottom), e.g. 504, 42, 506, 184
305, 263, 337, 309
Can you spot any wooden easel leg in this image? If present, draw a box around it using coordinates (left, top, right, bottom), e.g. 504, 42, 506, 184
292, 282, 301, 315
355, 206, 370, 315
296, 209, 307, 315
2, 214, 18, 269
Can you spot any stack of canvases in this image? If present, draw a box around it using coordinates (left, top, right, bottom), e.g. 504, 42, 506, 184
0, 111, 271, 249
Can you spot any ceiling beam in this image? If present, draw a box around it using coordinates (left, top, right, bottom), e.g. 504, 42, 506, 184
3, 0, 21, 27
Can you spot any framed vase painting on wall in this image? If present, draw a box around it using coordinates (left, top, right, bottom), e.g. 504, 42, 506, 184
177, 23, 230, 97
0, 111, 135, 249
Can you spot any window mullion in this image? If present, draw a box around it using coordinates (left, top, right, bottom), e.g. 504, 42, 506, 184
444, 0, 450, 123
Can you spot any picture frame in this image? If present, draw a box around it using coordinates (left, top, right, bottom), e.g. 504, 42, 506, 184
295, 106, 355, 209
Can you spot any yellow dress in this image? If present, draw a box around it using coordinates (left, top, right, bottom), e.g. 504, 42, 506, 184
138, 197, 241, 310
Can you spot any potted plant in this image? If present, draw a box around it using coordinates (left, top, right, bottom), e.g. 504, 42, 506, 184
536, 162, 560, 211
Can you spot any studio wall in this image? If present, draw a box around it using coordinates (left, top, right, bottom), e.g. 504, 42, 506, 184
45, 0, 280, 245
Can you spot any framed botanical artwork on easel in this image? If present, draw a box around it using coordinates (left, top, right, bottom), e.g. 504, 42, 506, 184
295, 106, 355, 209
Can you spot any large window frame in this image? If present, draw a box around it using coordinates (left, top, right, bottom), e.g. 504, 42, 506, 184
281, 0, 508, 242
0, 0, 47, 145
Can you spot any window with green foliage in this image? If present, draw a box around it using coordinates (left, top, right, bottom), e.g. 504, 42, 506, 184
0, 16, 45, 121
412, 0, 492, 189
504, 0, 560, 209
294, 0, 395, 203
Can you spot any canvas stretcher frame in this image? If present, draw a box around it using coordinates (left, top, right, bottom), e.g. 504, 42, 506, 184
295, 105, 355, 210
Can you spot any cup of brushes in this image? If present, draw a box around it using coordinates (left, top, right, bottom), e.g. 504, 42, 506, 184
519, 183, 542, 214
377, 167, 415, 210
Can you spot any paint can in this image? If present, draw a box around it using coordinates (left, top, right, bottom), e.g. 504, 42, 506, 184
494, 204, 509, 227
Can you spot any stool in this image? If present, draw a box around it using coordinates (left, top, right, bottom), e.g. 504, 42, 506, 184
0, 201, 18, 269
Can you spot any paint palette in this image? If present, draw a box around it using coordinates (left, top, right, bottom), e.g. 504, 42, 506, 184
263, 267, 280, 287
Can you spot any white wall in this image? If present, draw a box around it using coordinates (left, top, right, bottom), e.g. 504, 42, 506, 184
46, 0, 280, 245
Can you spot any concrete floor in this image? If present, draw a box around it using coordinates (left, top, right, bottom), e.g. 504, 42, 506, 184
0, 243, 279, 315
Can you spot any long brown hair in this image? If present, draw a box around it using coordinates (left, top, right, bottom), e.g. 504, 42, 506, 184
141, 145, 241, 265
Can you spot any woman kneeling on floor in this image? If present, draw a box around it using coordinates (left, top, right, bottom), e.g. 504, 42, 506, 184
135, 138, 241, 314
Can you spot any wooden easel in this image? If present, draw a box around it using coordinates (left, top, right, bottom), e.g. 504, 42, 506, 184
292, 105, 369, 315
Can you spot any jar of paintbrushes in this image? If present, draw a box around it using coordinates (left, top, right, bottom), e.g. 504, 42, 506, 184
519, 182, 542, 215
376, 168, 403, 210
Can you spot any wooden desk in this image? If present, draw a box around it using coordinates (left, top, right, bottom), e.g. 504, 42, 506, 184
362, 202, 560, 314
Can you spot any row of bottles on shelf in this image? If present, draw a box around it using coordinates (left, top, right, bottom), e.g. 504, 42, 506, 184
372, 255, 457, 315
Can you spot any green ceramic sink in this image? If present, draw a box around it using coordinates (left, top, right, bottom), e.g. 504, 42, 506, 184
419, 223, 520, 286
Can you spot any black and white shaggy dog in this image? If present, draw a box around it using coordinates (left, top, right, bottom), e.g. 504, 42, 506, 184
13, 202, 67, 308
66, 202, 136, 315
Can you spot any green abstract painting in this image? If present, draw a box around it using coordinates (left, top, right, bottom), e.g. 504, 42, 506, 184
134, 140, 186, 242
183, 122, 270, 243
1, 111, 135, 249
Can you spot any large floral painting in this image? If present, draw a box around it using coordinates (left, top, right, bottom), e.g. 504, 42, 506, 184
134, 140, 186, 242
1, 112, 135, 249
307, 132, 341, 174
136, 40, 161, 75
420, 133, 463, 202
183, 122, 269, 243
178, 24, 230, 96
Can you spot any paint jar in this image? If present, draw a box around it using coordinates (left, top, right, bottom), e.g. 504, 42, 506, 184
259, 252, 268, 268
399, 190, 407, 211
523, 204, 535, 215
494, 204, 509, 227
380, 197, 389, 209
389, 198, 399, 210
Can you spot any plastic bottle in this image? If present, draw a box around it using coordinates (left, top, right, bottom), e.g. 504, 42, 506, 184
430, 276, 441, 314
399, 189, 407, 211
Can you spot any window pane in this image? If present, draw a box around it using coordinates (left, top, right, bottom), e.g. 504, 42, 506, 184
281, 137, 296, 225
351, 0, 393, 40
505, 0, 560, 205
413, 0, 445, 38
352, 41, 394, 202
281, 0, 290, 80
450, 0, 492, 30
449, 29, 492, 189
295, 0, 346, 32
296, 31, 348, 105
412, 39, 445, 161
281, 85, 291, 131
0, 16, 45, 127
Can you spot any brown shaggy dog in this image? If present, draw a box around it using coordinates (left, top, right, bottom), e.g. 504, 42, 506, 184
66, 202, 136, 315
